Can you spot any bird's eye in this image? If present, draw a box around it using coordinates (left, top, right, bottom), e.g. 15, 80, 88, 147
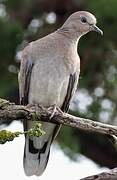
81, 17, 87, 23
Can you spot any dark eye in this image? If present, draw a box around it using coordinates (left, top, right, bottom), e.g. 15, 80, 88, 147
81, 17, 87, 23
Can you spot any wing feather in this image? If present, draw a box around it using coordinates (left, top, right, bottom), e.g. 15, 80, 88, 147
52, 72, 78, 140
18, 50, 33, 105
61, 73, 77, 112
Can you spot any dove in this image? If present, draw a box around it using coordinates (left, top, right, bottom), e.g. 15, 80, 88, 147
18, 11, 103, 176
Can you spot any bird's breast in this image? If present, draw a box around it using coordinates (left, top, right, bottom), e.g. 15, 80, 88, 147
28, 57, 69, 107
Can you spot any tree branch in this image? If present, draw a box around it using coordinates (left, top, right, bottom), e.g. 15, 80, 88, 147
81, 167, 117, 180
0, 98, 117, 137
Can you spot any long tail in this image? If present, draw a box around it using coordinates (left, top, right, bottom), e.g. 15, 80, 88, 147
23, 121, 56, 176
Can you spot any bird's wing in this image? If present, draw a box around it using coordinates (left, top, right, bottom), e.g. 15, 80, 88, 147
52, 72, 78, 141
18, 48, 33, 105
61, 73, 78, 112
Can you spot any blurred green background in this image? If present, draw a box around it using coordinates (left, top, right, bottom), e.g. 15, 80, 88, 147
0, 0, 117, 168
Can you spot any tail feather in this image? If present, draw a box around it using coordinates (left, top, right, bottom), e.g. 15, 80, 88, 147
23, 137, 51, 176
23, 121, 55, 176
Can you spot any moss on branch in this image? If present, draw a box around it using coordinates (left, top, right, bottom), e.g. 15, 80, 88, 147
0, 123, 45, 144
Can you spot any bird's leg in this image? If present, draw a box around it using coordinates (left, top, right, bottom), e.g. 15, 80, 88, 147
48, 105, 63, 119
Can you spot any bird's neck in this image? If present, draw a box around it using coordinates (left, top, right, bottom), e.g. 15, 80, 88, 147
56, 27, 81, 45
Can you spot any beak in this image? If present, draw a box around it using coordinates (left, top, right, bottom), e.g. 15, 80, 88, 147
91, 25, 103, 35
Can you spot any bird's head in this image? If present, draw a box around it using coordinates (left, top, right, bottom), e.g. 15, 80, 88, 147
60, 11, 103, 38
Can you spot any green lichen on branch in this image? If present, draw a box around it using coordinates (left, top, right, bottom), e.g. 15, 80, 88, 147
0, 130, 21, 144
0, 98, 10, 109
0, 123, 45, 144
26, 123, 45, 137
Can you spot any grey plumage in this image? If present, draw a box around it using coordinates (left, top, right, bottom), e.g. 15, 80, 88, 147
18, 11, 102, 176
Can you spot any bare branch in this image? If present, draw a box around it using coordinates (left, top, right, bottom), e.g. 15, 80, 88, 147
0, 98, 117, 137
81, 167, 117, 180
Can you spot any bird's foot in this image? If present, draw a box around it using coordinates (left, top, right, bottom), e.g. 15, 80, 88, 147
48, 105, 63, 119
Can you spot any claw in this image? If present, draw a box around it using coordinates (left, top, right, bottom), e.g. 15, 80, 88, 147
49, 106, 57, 119
48, 105, 63, 119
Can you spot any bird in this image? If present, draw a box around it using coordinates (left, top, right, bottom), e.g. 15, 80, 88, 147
18, 11, 103, 176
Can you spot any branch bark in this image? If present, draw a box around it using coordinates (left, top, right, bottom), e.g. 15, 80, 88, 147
0, 98, 117, 137
81, 167, 117, 180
